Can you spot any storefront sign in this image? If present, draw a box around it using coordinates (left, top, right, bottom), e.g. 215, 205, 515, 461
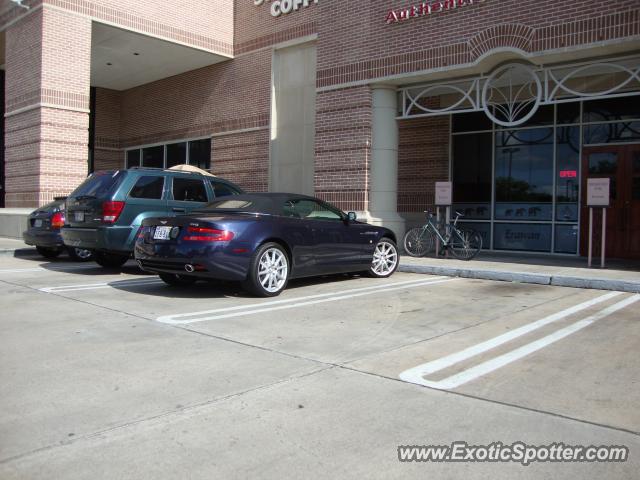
587, 178, 610, 207
435, 182, 452, 206
254, 0, 318, 18
386, 0, 485, 25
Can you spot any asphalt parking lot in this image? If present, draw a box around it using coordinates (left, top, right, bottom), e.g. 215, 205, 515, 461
0, 253, 638, 479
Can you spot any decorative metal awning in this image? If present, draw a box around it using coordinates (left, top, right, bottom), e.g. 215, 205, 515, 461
398, 55, 640, 127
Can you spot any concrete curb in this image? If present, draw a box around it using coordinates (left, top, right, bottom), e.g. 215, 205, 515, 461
399, 263, 640, 293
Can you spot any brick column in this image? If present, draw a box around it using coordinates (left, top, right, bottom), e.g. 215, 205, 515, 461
4, 6, 91, 208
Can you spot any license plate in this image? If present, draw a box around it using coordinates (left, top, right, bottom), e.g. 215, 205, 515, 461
153, 226, 172, 240
34, 219, 43, 228
74, 211, 84, 222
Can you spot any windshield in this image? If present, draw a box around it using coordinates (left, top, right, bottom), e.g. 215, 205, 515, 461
70, 171, 125, 198
195, 196, 275, 214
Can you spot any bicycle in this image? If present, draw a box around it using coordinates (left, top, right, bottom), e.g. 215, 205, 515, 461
403, 210, 483, 260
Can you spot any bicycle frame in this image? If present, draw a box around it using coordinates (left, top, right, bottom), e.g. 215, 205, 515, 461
422, 213, 463, 247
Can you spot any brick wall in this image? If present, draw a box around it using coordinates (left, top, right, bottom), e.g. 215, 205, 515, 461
314, 85, 371, 212
94, 87, 122, 171
316, 0, 640, 88
398, 115, 450, 214
4, 6, 91, 207
0, 0, 234, 56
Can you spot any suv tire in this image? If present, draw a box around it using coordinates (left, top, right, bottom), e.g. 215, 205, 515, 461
94, 251, 129, 268
36, 246, 62, 259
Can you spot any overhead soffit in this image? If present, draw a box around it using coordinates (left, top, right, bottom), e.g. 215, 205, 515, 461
91, 22, 230, 91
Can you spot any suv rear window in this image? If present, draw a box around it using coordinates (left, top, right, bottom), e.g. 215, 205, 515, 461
129, 176, 165, 199
70, 171, 126, 198
210, 180, 241, 198
172, 178, 208, 202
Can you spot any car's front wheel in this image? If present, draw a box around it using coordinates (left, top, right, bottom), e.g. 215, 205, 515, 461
368, 238, 399, 278
159, 273, 198, 286
94, 251, 129, 268
36, 246, 62, 259
243, 242, 289, 297
67, 247, 93, 262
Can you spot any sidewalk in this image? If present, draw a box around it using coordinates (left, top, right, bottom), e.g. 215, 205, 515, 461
400, 252, 640, 293
1, 236, 639, 292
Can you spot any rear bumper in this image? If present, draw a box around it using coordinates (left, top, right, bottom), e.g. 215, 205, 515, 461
134, 242, 250, 282
23, 229, 64, 248
61, 226, 136, 254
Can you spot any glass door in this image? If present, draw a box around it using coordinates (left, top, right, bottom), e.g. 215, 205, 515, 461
581, 145, 640, 259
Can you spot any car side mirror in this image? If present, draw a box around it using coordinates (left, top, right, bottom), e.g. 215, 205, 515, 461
347, 212, 357, 222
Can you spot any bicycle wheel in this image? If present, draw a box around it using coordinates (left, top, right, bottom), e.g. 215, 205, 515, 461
449, 228, 482, 260
403, 228, 435, 257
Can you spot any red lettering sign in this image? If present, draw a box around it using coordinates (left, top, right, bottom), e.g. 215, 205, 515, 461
559, 170, 577, 178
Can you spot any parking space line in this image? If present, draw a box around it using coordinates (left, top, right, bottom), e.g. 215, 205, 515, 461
399, 292, 637, 390
39, 278, 163, 293
0, 265, 98, 274
157, 277, 456, 325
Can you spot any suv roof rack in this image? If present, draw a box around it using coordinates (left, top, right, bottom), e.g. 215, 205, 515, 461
126, 165, 216, 177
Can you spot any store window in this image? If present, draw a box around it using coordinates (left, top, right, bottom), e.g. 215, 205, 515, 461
494, 128, 554, 221
125, 138, 212, 170
142, 146, 164, 168
555, 126, 580, 222
126, 149, 141, 169
166, 142, 187, 168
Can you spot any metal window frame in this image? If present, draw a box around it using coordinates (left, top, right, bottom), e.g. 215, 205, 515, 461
399, 55, 640, 125
123, 136, 212, 169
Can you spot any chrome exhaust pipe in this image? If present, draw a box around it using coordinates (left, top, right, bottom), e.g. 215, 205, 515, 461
184, 264, 195, 273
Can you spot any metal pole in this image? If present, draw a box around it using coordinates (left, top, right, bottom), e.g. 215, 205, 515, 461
601, 208, 607, 269
436, 207, 441, 257
445, 206, 451, 258
588, 207, 593, 268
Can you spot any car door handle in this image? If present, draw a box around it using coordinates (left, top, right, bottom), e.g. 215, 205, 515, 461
172, 208, 186, 213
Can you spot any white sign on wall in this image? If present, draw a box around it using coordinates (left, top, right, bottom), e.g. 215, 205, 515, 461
587, 178, 610, 207
435, 182, 453, 206
254, 0, 318, 18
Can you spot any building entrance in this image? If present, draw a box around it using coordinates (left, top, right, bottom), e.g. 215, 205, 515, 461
581, 144, 640, 259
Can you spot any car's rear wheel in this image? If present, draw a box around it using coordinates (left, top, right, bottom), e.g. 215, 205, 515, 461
368, 238, 399, 278
243, 242, 289, 297
36, 246, 62, 259
67, 247, 93, 262
94, 251, 129, 268
159, 273, 198, 286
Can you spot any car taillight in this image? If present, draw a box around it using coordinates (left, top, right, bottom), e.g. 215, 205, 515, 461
184, 226, 234, 242
51, 212, 65, 229
102, 201, 125, 224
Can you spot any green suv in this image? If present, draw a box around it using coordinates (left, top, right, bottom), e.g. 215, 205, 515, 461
61, 167, 244, 268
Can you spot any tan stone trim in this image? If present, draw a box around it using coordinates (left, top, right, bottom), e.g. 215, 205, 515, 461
5, 103, 90, 117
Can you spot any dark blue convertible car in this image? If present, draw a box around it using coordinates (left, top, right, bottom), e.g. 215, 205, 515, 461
134, 193, 399, 296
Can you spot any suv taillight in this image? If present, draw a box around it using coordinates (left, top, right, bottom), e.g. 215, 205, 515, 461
102, 201, 125, 224
51, 212, 65, 229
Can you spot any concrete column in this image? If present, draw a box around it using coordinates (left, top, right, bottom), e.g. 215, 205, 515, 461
367, 85, 405, 239
4, 6, 91, 208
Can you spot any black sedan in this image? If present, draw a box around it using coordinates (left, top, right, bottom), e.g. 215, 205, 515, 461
23, 197, 93, 261
134, 193, 399, 296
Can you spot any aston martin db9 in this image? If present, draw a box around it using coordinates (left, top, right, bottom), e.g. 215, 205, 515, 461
134, 193, 399, 296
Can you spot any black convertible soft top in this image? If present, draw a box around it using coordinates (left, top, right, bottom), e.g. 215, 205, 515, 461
194, 193, 321, 216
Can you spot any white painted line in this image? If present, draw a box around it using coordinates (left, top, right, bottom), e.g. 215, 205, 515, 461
400, 293, 638, 390
39, 278, 163, 293
157, 277, 456, 325
399, 291, 621, 382
0, 265, 98, 274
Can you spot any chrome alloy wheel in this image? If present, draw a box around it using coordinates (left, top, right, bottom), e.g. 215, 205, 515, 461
258, 247, 288, 293
371, 240, 398, 276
